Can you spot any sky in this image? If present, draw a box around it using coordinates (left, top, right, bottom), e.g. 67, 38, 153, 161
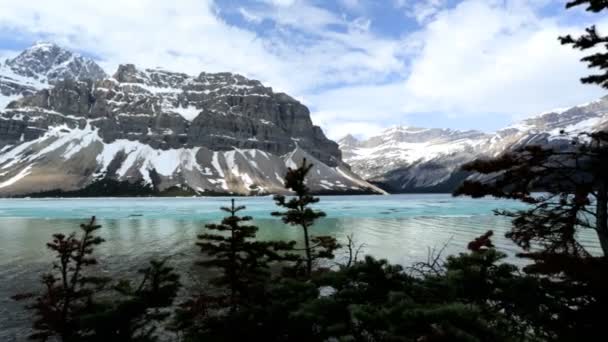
0, 0, 606, 139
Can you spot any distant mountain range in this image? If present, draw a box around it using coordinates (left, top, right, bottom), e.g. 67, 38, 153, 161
0, 42, 384, 196
2, 42, 605, 197
339, 96, 608, 193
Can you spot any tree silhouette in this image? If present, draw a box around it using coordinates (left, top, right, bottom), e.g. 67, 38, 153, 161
174, 199, 299, 340
197, 199, 297, 312
455, 1, 608, 259
14, 217, 181, 342
272, 158, 340, 277
559, 0, 608, 89
290, 232, 530, 341
87, 259, 181, 341
451, 2, 608, 337
13, 217, 108, 341
454, 135, 608, 258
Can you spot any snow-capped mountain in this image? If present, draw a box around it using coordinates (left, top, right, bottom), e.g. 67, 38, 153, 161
340, 95, 608, 193
0, 43, 383, 196
0, 42, 106, 109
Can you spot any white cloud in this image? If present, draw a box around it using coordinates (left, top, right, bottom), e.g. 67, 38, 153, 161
340, 0, 363, 11
350, 17, 372, 33
326, 121, 385, 141
395, 0, 448, 23
238, 7, 263, 24
312, 0, 607, 139
0, 49, 18, 62
265, 0, 297, 6
308, 82, 410, 139
255, 0, 342, 32
402, 0, 606, 119
0, 0, 605, 142
0, 0, 402, 96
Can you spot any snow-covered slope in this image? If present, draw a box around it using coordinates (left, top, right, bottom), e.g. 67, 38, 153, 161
0, 123, 381, 196
340, 95, 608, 193
340, 127, 489, 180
0, 43, 382, 196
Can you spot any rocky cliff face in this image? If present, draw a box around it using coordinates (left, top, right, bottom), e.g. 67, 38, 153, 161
340, 96, 608, 193
0, 42, 106, 108
0, 43, 383, 196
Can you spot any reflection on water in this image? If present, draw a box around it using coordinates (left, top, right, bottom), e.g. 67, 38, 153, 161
0, 195, 602, 341
0, 215, 525, 276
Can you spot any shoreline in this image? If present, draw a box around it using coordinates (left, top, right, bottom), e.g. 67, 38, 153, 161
0, 192, 463, 200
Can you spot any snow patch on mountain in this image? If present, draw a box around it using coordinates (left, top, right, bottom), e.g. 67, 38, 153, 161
172, 105, 201, 121
0, 42, 107, 111
0, 43, 381, 196
0, 123, 383, 196
340, 95, 608, 193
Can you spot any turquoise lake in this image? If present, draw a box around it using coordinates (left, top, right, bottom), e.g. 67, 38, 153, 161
0, 194, 602, 341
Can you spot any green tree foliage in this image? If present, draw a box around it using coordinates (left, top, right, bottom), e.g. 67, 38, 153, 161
454, 0, 608, 257
14, 217, 181, 342
452, 129, 608, 340
438, 231, 545, 340
197, 199, 297, 310
272, 158, 340, 276
176, 199, 299, 340
451, 4, 608, 339
87, 259, 181, 341
559, 0, 608, 89
13, 217, 109, 341
454, 135, 608, 258
288, 231, 531, 342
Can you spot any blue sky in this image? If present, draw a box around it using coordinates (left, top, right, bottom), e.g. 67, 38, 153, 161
0, 0, 605, 139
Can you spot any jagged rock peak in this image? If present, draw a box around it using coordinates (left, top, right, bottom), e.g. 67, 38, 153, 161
356, 125, 489, 147
340, 95, 608, 193
111, 63, 270, 92
5, 42, 106, 83
338, 134, 360, 147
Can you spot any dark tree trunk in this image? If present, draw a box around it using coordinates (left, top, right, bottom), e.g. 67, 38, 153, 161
303, 224, 312, 276
596, 180, 608, 256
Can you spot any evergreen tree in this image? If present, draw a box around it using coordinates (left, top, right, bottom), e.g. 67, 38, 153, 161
289, 232, 528, 341
559, 0, 608, 89
179, 199, 299, 340
452, 3, 608, 337
453, 138, 608, 257
13, 217, 108, 341
455, 0, 608, 257
272, 158, 340, 277
15, 217, 181, 342
454, 0, 608, 257
87, 259, 181, 341
197, 199, 297, 312
452, 135, 608, 339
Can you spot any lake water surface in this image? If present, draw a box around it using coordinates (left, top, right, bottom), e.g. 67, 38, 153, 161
0, 194, 602, 340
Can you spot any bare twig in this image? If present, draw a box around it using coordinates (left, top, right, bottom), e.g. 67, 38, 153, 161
407, 237, 452, 277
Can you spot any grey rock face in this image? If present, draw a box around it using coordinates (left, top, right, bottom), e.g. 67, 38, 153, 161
340, 96, 608, 193
0, 42, 106, 109
340, 126, 490, 181
5, 42, 106, 83
0, 45, 380, 196
3, 64, 341, 166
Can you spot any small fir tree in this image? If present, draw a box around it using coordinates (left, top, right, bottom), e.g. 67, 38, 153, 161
13, 216, 109, 341
15, 217, 181, 342
197, 199, 297, 312
88, 259, 181, 341
272, 158, 340, 276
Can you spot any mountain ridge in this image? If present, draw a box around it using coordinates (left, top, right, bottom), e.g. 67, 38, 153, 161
0, 43, 384, 196
340, 95, 608, 193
